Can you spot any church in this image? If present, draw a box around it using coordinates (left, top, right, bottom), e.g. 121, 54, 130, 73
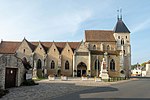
0, 15, 131, 88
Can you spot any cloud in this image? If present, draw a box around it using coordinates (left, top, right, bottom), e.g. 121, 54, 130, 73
0, 7, 92, 41
131, 18, 150, 33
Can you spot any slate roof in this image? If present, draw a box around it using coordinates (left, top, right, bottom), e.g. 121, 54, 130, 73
85, 30, 116, 42
113, 19, 130, 33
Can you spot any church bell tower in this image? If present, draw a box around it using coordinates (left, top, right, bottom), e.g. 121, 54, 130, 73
113, 10, 131, 77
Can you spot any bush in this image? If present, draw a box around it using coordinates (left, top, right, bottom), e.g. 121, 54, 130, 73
21, 79, 39, 86
0, 89, 9, 98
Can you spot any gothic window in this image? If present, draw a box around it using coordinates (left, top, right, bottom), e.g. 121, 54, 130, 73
118, 36, 120, 39
121, 38, 124, 45
126, 36, 127, 39
124, 50, 125, 54
22, 57, 27, 63
110, 59, 115, 71
51, 60, 55, 69
65, 60, 69, 70
37, 59, 42, 69
93, 45, 96, 50
95, 59, 100, 70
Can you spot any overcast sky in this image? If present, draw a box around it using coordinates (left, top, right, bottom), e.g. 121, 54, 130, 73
0, 0, 150, 64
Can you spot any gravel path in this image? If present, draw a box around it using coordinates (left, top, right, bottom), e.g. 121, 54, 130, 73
1, 78, 111, 100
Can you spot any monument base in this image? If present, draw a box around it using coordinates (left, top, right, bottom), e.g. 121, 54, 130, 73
120, 73, 125, 78
100, 70, 109, 79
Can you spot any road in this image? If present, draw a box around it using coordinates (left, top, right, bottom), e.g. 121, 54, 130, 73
52, 78, 150, 100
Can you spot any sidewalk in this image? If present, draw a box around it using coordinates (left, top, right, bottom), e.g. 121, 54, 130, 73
38, 77, 132, 87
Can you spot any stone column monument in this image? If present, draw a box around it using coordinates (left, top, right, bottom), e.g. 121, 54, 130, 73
100, 52, 109, 79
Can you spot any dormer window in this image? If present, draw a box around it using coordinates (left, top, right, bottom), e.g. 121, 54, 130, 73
68, 49, 70, 52
54, 49, 56, 52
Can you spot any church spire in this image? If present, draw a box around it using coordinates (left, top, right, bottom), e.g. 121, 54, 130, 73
114, 9, 130, 33
117, 9, 119, 20
117, 9, 122, 21
120, 9, 122, 20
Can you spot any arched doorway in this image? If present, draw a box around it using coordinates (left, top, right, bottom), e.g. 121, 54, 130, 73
37, 59, 42, 78
77, 62, 87, 77
37, 59, 42, 69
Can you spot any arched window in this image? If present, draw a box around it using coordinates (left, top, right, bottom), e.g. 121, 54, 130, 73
124, 50, 125, 54
100, 43, 104, 51
51, 60, 55, 69
22, 57, 27, 63
110, 59, 115, 71
37, 59, 42, 69
95, 59, 100, 70
65, 60, 69, 70
23, 49, 25, 53
107, 45, 110, 51
93, 45, 96, 50
121, 39, 124, 45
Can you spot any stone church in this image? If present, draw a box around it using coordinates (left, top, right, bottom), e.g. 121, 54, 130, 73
0, 16, 131, 88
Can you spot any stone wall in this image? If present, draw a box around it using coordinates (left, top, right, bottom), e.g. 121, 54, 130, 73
16, 39, 33, 62
47, 43, 60, 76
108, 55, 120, 77
0, 54, 25, 89
85, 42, 116, 51
2, 39, 126, 78
0, 66, 5, 89
61, 43, 73, 76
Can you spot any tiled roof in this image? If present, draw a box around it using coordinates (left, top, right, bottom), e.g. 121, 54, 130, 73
0, 41, 80, 54
68, 42, 80, 51
0, 41, 21, 54
85, 30, 116, 42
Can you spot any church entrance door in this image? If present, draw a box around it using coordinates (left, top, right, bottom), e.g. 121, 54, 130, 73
77, 62, 87, 77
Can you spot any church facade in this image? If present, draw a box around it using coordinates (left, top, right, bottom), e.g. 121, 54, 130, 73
0, 16, 131, 88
